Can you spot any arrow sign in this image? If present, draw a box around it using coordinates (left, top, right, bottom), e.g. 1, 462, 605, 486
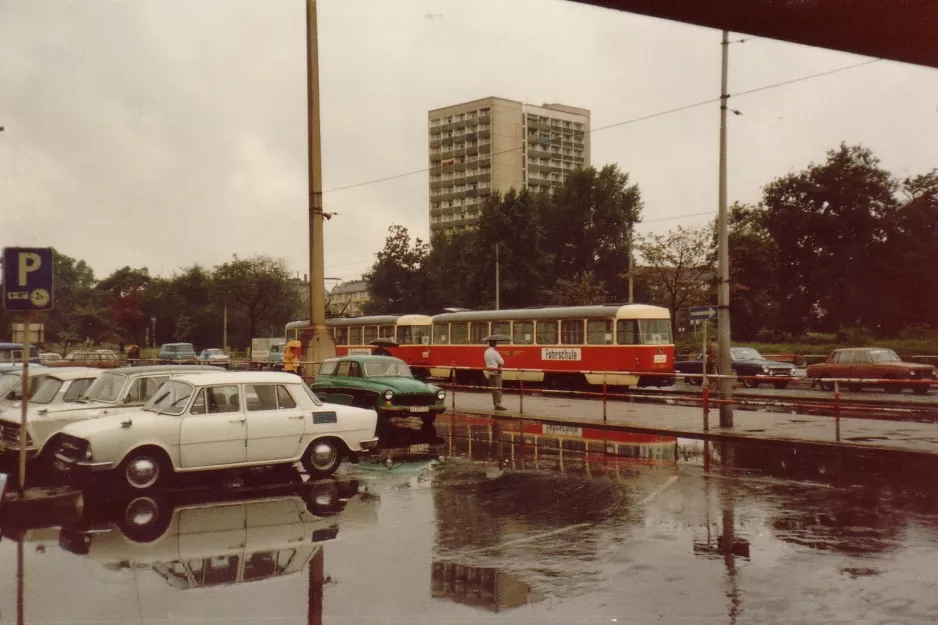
689, 306, 718, 320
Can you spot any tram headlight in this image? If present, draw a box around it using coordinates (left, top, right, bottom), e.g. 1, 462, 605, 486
384, 390, 394, 401
437, 390, 446, 401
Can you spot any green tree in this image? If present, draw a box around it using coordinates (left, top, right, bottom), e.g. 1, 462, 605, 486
635, 225, 714, 336
363, 225, 433, 314
762, 143, 898, 335
427, 229, 479, 309
214, 255, 300, 346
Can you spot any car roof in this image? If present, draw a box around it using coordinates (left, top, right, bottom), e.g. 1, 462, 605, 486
107, 364, 223, 374
171, 371, 304, 386
161, 342, 194, 347
38, 367, 102, 379
324, 355, 404, 364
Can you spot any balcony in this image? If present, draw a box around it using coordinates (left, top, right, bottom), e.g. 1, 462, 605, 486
430, 177, 443, 189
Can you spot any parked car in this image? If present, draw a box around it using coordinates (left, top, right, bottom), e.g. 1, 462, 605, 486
53, 371, 379, 492
0, 369, 46, 407
0, 364, 219, 463
197, 348, 231, 368
5, 367, 101, 412
806, 348, 937, 394
312, 355, 446, 426
0, 343, 41, 372
51, 349, 120, 368
39, 352, 63, 365
266, 343, 285, 370
674, 347, 796, 389
158, 342, 198, 364
58, 487, 351, 583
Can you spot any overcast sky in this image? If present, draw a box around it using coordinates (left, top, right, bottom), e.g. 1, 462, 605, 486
2, 0, 937, 283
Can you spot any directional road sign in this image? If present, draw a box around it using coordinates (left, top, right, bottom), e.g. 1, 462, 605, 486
2, 247, 54, 311
689, 305, 718, 321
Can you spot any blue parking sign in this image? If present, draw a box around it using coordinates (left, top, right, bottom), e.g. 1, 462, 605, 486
2, 247, 54, 311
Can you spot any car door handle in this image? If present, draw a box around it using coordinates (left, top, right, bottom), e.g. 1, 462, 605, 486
288, 415, 305, 420
229, 418, 246, 424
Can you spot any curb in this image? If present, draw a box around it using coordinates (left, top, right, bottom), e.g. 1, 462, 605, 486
443, 408, 938, 462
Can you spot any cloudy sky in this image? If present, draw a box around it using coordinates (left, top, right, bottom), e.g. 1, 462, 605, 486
2, 0, 937, 283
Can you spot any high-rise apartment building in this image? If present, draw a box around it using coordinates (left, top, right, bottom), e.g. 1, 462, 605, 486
428, 97, 590, 236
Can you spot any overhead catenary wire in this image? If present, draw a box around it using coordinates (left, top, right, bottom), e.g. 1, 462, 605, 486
321, 57, 882, 196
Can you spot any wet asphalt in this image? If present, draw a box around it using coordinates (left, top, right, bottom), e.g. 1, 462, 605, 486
3, 414, 938, 624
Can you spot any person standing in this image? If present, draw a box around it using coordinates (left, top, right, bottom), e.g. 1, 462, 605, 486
706, 335, 720, 387
283, 344, 302, 376
373, 345, 391, 357
484, 340, 506, 411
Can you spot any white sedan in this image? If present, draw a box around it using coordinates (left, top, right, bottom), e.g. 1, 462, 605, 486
54, 371, 379, 492
197, 348, 231, 368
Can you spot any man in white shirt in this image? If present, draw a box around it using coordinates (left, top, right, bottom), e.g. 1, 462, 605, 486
484, 340, 506, 411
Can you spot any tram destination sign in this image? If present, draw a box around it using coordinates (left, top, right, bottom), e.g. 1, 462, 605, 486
2, 247, 54, 311
689, 306, 718, 321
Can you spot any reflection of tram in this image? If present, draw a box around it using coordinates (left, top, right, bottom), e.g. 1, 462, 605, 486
431, 561, 543, 612
58, 480, 359, 589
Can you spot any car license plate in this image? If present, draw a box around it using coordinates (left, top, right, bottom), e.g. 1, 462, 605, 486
410, 406, 430, 413
409, 443, 430, 453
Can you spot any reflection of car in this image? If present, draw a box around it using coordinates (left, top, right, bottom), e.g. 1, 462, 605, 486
58, 487, 354, 588
0, 365, 218, 461
197, 348, 231, 368
312, 356, 446, 426
54, 371, 380, 492
158, 342, 198, 364
50, 350, 120, 368
674, 347, 796, 389
807, 348, 937, 394
39, 352, 63, 365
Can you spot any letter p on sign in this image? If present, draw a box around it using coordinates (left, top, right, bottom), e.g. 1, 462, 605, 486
2, 247, 54, 311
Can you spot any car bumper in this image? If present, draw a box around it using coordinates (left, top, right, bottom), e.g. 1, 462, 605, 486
0, 441, 39, 458
53, 452, 114, 472
379, 405, 445, 415
359, 437, 379, 452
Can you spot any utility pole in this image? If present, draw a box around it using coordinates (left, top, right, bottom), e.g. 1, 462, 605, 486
495, 244, 500, 310
717, 30, 734, 426
223, 302, 228, 352
628, 229, 634, 304
304, 0, 336, 366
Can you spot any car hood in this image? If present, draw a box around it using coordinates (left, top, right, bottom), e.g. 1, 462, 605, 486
363, 378, 437, 394
63, 410, 162, 438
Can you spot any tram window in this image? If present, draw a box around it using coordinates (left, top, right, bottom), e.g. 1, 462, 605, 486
433, 324, 449, 345
334, 327, 348, 346
536, 321, 558, 345
491, 321, 510, 337
378, 325, 395, 339
363, 326, 377, 344
513, 321, 534, 345
450, 323, 469, 345
349, 327, 363, 345
561, 320, 584, 345
587, 319, 614, 345
399, 325, 430, 345
638, 319, 672, 345
470, 322, 489, 344
616, 320, 637, 345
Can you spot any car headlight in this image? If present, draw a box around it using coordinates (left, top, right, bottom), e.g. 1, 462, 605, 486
437, 390, 446, 401
762, 366, 770, 373
384, 390, 394, 401
84, 446, 93, 461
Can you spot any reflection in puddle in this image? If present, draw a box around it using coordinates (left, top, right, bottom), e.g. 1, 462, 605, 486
431, 561, 544, 611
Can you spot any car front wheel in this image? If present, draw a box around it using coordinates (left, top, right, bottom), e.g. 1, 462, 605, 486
302, 439, 343, 477
116, 448, 170, 493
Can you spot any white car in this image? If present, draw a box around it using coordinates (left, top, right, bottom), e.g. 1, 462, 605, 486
197, 348, 231, 368
54, 371, 379, 492
0, 364, 219, 462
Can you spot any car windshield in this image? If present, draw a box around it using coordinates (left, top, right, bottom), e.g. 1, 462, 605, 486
143, 380, 194, 415
83, 372, 128, 403
870, 349, 901, 363
364, 360, 414, 378
30, 377, 64, 404
0, 373, 22, 397
731, 347, 763, 361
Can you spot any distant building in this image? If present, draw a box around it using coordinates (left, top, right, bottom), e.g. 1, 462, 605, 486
328, 280, 371, 317
428, 97, 591, 236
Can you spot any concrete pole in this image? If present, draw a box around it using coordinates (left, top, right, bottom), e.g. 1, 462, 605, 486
495, 244, 500, 310
628, 230, 634, 304
222, 302, 228, 352
717, 30, 734, 427
305, 0, 336, 366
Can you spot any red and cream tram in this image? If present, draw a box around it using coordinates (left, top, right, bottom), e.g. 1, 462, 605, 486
286, 315, 433, 367
427, 304, 675, 388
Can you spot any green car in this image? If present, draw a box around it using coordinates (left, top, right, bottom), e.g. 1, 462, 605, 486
312, 356, 446, 426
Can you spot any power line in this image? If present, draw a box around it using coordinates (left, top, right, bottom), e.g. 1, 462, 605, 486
322, 57, 881, 196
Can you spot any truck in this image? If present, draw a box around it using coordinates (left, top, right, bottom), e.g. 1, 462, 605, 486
250, 337, 286, 369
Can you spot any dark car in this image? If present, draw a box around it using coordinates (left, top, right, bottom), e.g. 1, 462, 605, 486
312, 355, 446, 426
675, 346, 796, 389
807, 347, 937, 394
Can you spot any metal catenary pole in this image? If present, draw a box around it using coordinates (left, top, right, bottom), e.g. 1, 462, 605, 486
18, 312, 31, 493
717, 29, 734, 427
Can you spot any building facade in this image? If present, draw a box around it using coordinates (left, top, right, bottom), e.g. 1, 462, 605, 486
327, 280, 371, 317
428, 97, 590, 236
